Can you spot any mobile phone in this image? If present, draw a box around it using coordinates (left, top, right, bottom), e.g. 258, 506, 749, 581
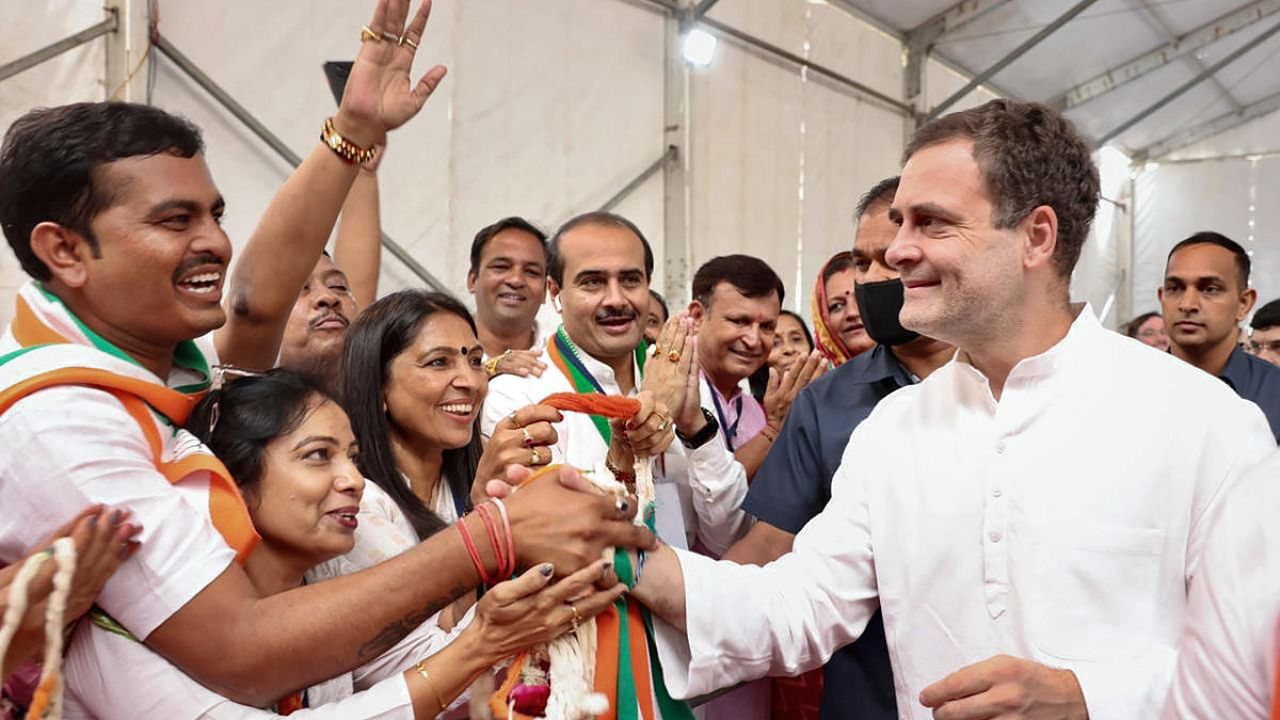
323, 61, 353, 106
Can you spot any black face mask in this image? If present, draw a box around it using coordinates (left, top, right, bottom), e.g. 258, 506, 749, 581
854, 278, 919, 347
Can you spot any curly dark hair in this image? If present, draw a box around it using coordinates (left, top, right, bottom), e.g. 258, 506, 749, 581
903, 99, 1100, 279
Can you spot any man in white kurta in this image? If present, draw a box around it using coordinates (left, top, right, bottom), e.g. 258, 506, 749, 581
481, 214, 748, 554
1161, 451, 1280, 718
630, 99, 1280, 719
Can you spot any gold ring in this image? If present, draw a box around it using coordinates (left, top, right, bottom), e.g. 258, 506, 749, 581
656, 417, 670, 432
521, 427, 534, 447
509, 409, 521, 427
380, 30, 399, 42
530, 447, 543, 465
667, 350, 681, 363
569, 603, 581, 632
360, 26, 380, 43
399, 35, 419, 50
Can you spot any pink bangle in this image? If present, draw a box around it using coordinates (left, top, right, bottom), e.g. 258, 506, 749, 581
492, 498, 516, 577
456, 517, 491, 585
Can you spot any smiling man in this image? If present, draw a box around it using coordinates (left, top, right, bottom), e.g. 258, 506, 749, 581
0, 2, 654, 711
467, 216, 551, 380
1161, 232, 1280, 440
624, 99, 1276, 720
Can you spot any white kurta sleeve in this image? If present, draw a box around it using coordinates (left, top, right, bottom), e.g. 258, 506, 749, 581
682, 436, 752, 557
653, 434, 879, 699
481, 374, 537, 442
1160, 455, 1280, 720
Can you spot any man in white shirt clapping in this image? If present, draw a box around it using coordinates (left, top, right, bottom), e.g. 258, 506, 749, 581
627, 99, 1278, 719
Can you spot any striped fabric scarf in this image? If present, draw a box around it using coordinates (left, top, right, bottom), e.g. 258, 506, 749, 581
0, 283, 258, 562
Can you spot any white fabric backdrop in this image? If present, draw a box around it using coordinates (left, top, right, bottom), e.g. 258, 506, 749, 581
1, 0, 1136, 335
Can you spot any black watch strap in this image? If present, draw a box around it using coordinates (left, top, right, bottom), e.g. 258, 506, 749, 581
677, 407, 719, 449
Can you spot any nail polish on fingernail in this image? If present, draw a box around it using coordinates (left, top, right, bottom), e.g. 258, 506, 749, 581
87, 515, 98, 530
540, 563, 554, 577
110, 510, 124, 527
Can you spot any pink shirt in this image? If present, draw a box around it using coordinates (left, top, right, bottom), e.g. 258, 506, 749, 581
703, 375, 767, 450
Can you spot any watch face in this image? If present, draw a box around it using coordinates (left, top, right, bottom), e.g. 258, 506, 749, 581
328, 132, 342, 145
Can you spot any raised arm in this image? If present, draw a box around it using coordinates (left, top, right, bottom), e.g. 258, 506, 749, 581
215, 0, 445, 369
333, 149, 384, 309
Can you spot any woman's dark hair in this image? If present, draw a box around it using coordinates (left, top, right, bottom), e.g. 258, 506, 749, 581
342, 290, 480, 540
777, 309, 814, 351
187, 369, 331, 492
1124, 311, 1161, 339
821, 251, 853, 286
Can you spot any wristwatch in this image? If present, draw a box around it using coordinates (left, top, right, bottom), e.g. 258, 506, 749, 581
676, 408, 719, 449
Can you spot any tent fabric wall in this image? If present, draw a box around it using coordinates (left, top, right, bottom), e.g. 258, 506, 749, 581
1136, 159, 1254, 316
0, 0, 110, 326
1130, 96, 1280, 331
0, 0, 1141, 335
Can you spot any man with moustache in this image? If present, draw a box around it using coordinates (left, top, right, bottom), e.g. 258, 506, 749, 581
0, 2, 652, 709
1161, 231, 1280, 440
468, 216, 552, 379
481, 211, 753, 553
720, 176, 953, 720
626, 99, 1276, 719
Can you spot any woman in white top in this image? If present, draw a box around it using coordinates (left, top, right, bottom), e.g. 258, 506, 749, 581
340, 291, 560, 537
63, 369, 621, 718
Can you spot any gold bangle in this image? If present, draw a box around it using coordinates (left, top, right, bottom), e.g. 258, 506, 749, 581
320, 117, 377, 165
413, 661, 448, 709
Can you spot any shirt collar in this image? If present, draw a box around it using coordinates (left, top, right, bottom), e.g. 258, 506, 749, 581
558, 327, 641, 395
843, 344, 917, 387
953, 303, 1097, 397
1219, 343, 1254, 392
23, 281, 211, 392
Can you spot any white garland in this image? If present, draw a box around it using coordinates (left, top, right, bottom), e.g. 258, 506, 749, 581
515, 457, 654, 720
0, 536, 77, 720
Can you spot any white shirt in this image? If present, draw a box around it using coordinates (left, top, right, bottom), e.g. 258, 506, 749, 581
62, 613, 421, 719
683, 375, 755, 557
652, 307, 1277, 719
481, 331, 749, 552
65, 481, 472, 719
1162, 450, 1280, 718
0, 287, 235, 640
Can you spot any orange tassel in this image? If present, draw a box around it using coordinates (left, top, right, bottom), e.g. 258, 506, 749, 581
539, 393, 641, 420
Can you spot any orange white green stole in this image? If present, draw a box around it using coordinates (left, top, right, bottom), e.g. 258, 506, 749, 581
0, 284, 258, 563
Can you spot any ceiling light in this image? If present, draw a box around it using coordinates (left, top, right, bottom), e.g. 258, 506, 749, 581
682, 28, 717, 67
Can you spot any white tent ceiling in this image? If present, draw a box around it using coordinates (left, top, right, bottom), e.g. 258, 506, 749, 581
840, 0, 1280, 158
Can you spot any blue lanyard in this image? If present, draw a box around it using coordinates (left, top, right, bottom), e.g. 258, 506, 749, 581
707, 380, 743, 451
